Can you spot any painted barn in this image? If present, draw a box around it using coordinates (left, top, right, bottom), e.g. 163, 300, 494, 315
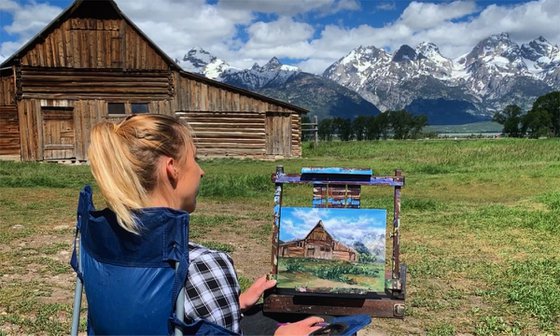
0, 0, 306, 161
279, 220, 358, 262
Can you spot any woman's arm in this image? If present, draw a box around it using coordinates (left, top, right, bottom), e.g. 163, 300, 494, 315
184, 249, 241, 333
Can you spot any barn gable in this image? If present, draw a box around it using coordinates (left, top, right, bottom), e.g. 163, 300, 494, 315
1, 0, 178, 71
0, 0, 307, 161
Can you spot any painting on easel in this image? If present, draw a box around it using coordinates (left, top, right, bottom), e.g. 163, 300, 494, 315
277, 207, 387, 295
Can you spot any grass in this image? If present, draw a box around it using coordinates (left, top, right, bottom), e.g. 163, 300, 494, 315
1, 138, 560, 334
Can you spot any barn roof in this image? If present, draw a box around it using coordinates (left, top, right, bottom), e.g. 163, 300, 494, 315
305, 220, 334, 242
0, 0, 308, 114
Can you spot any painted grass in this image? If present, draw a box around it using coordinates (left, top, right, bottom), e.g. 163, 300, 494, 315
1, 138, 559, 334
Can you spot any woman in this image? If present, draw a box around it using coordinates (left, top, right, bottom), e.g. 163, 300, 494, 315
87, 114, 323, 335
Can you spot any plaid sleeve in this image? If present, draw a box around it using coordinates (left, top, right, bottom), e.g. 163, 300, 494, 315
184, 244, 241, 334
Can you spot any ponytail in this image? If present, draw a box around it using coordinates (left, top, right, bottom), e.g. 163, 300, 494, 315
88, 114, 193, 233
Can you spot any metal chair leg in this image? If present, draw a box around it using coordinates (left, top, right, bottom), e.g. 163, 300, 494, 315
71, 277, 83, 336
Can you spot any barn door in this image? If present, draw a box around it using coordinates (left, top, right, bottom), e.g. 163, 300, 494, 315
42, 107, 75, 160
265, 112, 291, 156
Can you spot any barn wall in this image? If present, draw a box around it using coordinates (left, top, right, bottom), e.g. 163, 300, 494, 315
19, 19, 168, 70
19, 67, 171, 100
0, 73, 15, 105
174, 73, 303, 158
0, 73, 19, 156
17, 98, 172, 161
0, 106, 20, 155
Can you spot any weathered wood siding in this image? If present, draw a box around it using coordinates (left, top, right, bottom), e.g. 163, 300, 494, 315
178, 111, 266, 157
280, 242, 305, 258
18, 67, 171, 100
174, 74, 302, 158
20, 19, 168, 70
0, 73, 15, 105
0, 106, 20, 155
16, 98, 172, 161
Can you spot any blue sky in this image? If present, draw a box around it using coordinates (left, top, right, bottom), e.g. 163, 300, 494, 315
279, 207, 386, 247
1, 0, 559, 73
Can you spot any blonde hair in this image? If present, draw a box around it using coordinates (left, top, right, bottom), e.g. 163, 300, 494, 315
88, 114, 193, 233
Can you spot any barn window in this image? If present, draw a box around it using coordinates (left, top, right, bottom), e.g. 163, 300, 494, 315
108, 103, 125, 115
131, 103, 149, 114
297, 242, 303, 247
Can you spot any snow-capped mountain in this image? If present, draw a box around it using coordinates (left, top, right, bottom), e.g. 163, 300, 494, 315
179, 48, 380, 120
220, 57, 300, 90
178, 47, 235, 79
179, 35, 559, 124
324, 33, 560, 122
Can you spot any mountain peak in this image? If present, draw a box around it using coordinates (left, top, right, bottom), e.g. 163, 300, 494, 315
392, 44, 420, 62
179, 48, 232, 79
262, 57, 282, 71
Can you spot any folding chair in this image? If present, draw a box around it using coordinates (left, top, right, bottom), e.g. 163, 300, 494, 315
70, 186, 236, 335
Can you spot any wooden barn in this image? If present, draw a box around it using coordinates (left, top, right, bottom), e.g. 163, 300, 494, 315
279, 220, 358, 262
0, 0, 306, 161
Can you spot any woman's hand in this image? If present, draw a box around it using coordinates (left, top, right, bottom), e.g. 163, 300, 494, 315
239, 275, 276, 311
274, 317, 325, 336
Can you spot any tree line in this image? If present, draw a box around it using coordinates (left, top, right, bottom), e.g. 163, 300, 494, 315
493, 91, 560, 138
303, 110, 428, 141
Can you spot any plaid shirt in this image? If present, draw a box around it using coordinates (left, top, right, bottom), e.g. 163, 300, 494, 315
184, 243, 241, 334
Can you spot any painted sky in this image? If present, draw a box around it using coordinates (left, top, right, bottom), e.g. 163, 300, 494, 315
279, 207, 387, 246
1, 0, 559, 74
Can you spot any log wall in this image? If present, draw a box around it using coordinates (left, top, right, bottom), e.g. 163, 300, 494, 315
19, 67, 171, 100
178, 111, 267, 157
174, 74, 302, 158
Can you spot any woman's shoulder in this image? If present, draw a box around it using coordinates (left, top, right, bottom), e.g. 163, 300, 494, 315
188, 242, 234, 265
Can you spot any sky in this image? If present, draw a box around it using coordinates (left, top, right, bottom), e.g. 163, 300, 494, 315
279, 207, 387, 246
1, 0, 559, 74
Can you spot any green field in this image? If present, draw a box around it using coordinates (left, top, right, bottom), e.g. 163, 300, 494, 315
1, 138, 559, 335
277, 257, 385, 294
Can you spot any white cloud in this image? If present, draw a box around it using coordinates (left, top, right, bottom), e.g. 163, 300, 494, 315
248, 17, 314, 46
217, 0, 358, 17
116, 0, 253, 60
376, 1, 396, 11
1, 0, 559, 74
399, 1, 478, 30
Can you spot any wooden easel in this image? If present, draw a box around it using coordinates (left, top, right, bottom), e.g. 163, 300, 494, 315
263, 166, 407, 318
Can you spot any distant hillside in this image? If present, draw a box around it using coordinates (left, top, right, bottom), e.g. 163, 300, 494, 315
258, 72, 380, 120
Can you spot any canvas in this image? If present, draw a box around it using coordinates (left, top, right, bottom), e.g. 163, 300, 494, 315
276, 207, 387, 295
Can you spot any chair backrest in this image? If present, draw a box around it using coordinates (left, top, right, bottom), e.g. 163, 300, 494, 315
70, 186, 236, 335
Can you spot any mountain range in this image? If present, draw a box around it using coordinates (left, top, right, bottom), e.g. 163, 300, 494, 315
178, 33, 560, 125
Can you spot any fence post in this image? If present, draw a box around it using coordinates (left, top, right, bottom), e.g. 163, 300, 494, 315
313, 115, 318, 146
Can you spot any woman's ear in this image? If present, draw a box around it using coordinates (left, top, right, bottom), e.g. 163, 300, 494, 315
164, 157, 178, 188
